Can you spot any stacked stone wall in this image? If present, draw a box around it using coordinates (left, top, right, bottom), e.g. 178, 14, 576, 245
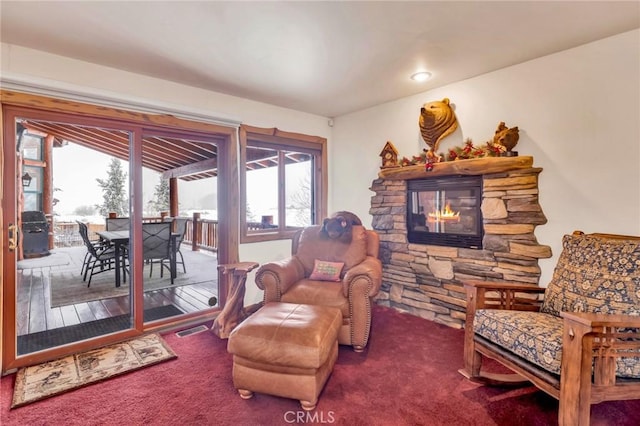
370, 166, 551, 328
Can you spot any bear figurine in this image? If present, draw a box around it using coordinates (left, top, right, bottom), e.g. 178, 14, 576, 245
419, 98, 458, 156
493, 122, 520, 156
320, 211, 363, 242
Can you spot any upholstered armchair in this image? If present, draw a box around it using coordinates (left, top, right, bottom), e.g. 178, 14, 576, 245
255, 225, 382, 352
460, 231, 640, 425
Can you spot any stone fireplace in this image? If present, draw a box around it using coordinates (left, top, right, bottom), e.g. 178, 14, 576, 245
370, 156, 551, 328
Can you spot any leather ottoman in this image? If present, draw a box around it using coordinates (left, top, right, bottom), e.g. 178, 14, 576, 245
227, 302, 342, 411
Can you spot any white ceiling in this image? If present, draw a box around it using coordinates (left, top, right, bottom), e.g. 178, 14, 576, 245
1, 1, 638, 118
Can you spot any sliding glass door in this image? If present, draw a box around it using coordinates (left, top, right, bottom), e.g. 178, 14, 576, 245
4, 110, 133, 356
2, 98, 232, 372
7, 109, 135, 356
139, 130, 219, 322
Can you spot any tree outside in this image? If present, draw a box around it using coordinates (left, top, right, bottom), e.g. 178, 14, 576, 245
287, 162, 312, 226
148, 177, 170, 215
73, 205, 97, 216
96, 158, 128, 216
246, 204, 258, 222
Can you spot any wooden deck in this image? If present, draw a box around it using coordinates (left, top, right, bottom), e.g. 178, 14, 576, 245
16, 245, 218, 336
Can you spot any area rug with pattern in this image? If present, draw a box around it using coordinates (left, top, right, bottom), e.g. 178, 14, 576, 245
11, 333, 176, 408
49, 268, 214, 308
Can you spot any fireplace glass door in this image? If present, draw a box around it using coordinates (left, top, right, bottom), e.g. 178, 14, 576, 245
407, 176, 483, 249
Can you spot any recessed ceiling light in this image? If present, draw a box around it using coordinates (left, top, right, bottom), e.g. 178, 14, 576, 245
410, 71, 432, 82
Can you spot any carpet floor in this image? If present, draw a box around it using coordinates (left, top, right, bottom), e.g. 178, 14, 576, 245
1, 305, 639, 425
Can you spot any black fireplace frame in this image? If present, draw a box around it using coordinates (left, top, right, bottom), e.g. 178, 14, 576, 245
406, 175, 483, 249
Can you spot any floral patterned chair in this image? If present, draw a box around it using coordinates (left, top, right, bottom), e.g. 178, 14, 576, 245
460, 231, 640, 425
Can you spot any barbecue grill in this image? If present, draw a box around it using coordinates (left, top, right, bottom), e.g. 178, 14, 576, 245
22, 211, 50, 258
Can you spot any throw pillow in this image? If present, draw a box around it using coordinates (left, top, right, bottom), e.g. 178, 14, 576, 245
309, 260, 344, 282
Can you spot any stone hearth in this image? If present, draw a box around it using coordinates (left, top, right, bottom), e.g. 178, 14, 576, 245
369, 156, 551, 328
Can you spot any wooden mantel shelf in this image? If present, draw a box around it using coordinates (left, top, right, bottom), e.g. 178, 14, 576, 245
378, 156, 534, 180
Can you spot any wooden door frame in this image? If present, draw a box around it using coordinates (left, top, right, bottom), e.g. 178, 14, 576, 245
1, 90, 239, 372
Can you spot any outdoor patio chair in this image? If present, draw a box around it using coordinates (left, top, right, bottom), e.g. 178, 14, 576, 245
77, 221, 119, 287
76, 220, 109, 277
105, 217, 129, 231
144, 222, 174, 284
172, 217, 189, 273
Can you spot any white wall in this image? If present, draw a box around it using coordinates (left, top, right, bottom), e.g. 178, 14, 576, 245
0, 44, 332, 133
331, 29, 640, 286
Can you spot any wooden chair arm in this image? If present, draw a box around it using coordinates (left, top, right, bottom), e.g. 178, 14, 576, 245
560, 311, 640, 328
464, 280, 545, 312
464, 279, 548, 293
560, 311, 640, 401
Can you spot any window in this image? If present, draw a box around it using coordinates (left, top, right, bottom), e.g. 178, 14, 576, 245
20, 133, 43, 161
19, 130, 45, 211
240, 125, 327, 243
22, 165, 43, 211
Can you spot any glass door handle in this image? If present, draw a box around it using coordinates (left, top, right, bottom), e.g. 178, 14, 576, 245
8, 223, 18, 251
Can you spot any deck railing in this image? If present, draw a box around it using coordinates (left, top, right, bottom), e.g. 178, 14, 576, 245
52, 222, 84, 247
52, 213, 219, 253
184, 214, 218, 252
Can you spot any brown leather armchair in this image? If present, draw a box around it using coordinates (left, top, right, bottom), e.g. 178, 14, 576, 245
255, 225, 382, 352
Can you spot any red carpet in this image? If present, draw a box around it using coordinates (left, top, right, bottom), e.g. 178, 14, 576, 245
1, 305, 639, 425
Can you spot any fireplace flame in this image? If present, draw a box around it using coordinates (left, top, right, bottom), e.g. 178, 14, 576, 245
428, 202, 460, 222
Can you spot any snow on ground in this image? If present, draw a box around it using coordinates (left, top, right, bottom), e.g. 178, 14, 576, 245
53, 210, 218, 225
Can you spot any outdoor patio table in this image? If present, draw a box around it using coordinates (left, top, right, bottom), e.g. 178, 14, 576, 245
97, 230, 179, 287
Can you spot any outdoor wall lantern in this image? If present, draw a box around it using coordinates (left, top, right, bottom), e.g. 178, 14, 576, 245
22, 172, 32, 187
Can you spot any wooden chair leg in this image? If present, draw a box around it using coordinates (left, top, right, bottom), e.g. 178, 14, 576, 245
559, 321, 593, 426
300, 399, 317, 411
459, 339, 529, 386
87, 264, 96, 287
238, 389, 253, 400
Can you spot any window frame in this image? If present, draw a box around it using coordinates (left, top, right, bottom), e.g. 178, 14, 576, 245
239, 124, 327, 243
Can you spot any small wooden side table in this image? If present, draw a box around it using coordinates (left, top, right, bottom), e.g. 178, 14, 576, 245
212, 261, 259, 339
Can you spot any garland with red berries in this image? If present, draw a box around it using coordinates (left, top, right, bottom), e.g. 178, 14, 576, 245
399, 138, 505, 171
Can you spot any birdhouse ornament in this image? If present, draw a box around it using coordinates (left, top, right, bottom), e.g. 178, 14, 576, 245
379, 141, 399, 169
